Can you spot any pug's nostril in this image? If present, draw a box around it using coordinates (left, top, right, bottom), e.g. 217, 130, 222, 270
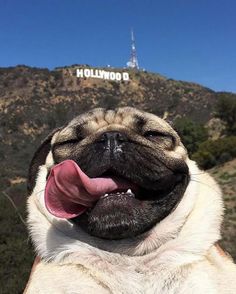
97, 131, 128, 146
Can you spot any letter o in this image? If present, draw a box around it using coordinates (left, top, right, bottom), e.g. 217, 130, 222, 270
84, 69, 91, 78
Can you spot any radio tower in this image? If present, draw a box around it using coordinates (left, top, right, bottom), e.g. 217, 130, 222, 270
127, 29, 139, 69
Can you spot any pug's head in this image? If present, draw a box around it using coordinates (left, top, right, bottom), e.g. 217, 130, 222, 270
28, 107, 189, 240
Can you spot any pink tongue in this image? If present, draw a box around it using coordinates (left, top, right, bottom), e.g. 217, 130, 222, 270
45, 160, 135, 219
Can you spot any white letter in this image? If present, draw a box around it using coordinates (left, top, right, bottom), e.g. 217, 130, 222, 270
84, 69, 91, 78
76, 69, 84, 78
98, 70, 104, 78
104, 71, 110, 79
110, 72, 115, 80
122, 72, 129, 81
94, 69, 99, 78
90, 69, 95, 78
116, 73, 121, 81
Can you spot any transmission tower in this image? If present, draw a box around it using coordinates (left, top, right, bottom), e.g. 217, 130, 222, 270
127, 29, 139, 69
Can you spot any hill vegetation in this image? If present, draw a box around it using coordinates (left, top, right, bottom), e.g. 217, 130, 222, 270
0, 65, 236, 293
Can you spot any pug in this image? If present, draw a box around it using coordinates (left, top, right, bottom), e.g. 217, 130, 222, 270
25, 107, 236, 294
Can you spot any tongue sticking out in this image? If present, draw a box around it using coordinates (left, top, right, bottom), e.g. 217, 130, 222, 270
45, 160, 136, 219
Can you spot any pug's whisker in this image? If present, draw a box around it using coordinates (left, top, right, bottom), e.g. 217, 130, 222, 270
190, 171, 208, 176
189, 178, 222, 196
35, 189, 45, 196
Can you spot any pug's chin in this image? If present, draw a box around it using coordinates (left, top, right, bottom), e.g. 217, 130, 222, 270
71, 178, 189, 240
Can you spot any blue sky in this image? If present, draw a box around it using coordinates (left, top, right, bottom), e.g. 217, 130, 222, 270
0, 0, 236, 92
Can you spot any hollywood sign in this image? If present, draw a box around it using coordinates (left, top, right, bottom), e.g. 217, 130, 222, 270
76, 68, 129, 81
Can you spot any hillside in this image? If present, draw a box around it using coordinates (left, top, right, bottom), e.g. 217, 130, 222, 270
209, 159, 236, 259
0, 65, 236, 293
1, 65, 235, 190
0, 65, 220, 124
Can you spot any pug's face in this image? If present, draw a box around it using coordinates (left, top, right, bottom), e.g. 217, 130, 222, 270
28, 107, 189, 240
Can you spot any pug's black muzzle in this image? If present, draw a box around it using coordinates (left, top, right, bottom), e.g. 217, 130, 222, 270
65, 132, 189, 240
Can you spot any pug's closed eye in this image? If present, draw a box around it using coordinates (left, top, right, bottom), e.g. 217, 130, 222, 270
53, 135, 84, 147
143, 131, 175, 148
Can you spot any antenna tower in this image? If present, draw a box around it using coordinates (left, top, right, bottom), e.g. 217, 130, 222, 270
127, 29, 139, 69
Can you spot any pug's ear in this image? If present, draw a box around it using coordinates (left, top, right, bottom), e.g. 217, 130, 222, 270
27, 128, 61, 194
162, 112, 174, 127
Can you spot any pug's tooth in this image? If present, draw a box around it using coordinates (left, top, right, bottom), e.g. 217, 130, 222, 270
101, 193, 109, 199
127, 189, 135, 196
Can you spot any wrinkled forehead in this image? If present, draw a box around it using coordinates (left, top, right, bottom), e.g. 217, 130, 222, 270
52, 107, 179, 144
68, 107, 175, 133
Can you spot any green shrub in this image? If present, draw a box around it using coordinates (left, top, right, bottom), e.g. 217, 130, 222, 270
215, 93, 236, 135
174, 117, 208, 155
192, 136, 236, 169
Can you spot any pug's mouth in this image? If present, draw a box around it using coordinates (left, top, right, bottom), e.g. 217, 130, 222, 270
71, 168, 189, 240
45, 160, 189, 240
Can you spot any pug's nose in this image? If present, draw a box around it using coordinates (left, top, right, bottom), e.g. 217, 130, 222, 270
97, 131, 127, 150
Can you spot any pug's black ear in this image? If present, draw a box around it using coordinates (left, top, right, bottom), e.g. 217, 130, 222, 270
27, 128, 61, 195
